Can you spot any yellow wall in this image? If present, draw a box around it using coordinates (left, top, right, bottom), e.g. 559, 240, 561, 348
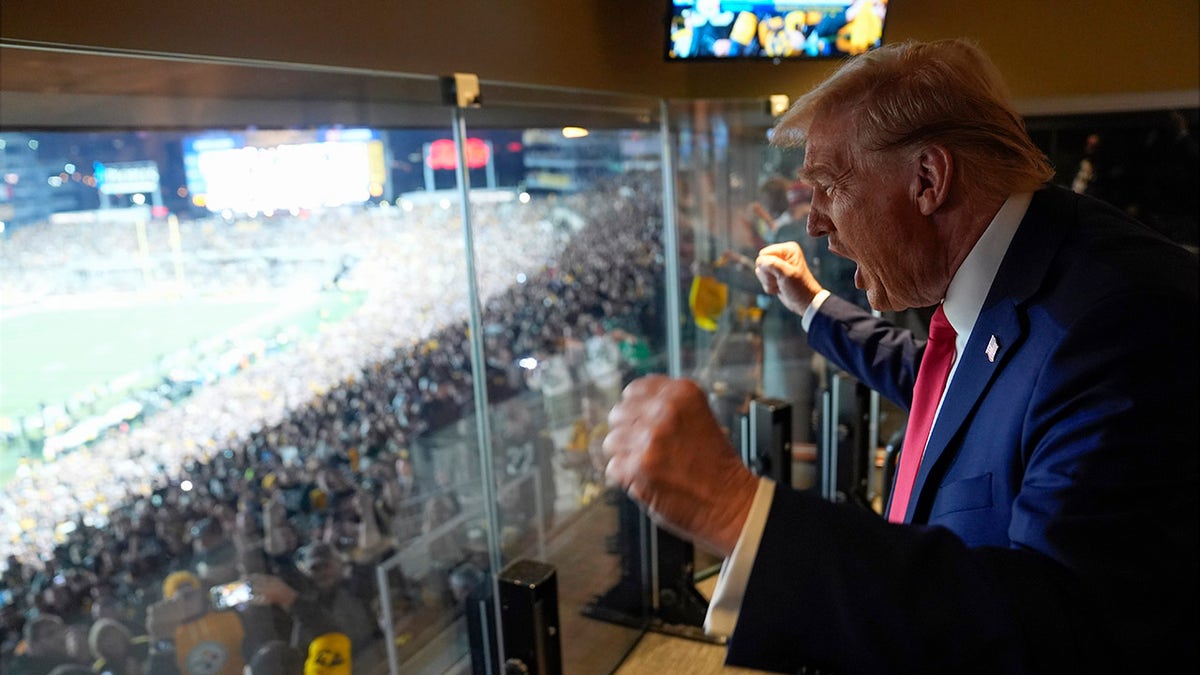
2, 1, 1197, 108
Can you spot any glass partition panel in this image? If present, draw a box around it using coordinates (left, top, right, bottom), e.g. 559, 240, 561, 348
660, 99, 941, 533
454, 84, 665, 673
0, 45, 511, 675
664, 98, 885, 509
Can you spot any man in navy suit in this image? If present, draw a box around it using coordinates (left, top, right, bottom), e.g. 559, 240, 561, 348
602, 39, 1197, 673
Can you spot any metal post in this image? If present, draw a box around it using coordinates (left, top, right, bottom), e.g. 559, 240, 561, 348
654, 99, 686, 610
451, 104, 507, 667
659, 99, 682, 380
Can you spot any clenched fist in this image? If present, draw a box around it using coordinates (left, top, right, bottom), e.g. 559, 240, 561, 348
602, 375, 760, 557
755, 241, 825, 315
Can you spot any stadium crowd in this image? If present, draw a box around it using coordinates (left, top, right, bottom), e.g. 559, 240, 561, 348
0, 175, 668, 674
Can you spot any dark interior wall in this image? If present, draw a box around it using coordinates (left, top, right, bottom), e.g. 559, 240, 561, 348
0, 2, 686, 94
2, 0, 1197, 107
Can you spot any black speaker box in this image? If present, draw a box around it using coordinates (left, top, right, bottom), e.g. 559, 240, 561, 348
498, 559, 562, 674
740, 397, 792, 485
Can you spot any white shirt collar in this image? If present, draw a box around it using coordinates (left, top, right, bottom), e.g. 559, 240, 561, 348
942, 192, 1032, 350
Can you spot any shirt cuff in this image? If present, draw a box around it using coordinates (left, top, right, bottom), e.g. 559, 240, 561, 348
703, 476, 776, 637
801, 289, 832, 331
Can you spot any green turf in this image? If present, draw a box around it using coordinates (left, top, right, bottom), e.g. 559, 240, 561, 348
0, 289, 366, 482
2, 302, 272, 416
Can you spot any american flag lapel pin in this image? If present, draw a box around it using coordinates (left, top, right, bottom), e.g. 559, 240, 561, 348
985, 335, 1000, 363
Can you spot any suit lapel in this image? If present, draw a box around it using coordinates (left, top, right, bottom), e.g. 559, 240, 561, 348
904, 187, 1073, 522
904, 299, 1023, 520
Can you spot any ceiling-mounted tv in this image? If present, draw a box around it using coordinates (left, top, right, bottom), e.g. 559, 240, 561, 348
666, 1, 890, 61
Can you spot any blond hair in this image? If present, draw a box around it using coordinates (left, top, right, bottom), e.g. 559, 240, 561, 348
774, 38, 1053, 197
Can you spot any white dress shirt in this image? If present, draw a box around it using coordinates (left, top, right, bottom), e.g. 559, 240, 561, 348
704, 192, 1032, 637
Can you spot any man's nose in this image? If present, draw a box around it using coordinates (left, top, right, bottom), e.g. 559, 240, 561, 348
806, 208, 830, 238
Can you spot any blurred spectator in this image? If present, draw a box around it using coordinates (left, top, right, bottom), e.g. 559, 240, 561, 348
2, 175, 670, 672
248, 542, 379, 670
8, 613, 73, 674
446, 561, 488, 609
244, 639, 305, 675
303, 631, 351, 675
62, 623, 93, 668
87, 617, 140, 675
563, 396, 609, 505
191, 518, 239, 588
145, 570, 247, 675
1071, 132, 1102, 195
716, 175, 818, 445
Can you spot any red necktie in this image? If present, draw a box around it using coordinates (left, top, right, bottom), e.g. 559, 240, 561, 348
888, 304, 957, 523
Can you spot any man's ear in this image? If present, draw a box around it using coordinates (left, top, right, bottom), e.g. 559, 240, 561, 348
914, 145, 952, 215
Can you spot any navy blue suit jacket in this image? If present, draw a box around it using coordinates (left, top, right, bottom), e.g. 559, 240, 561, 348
725, 187, 1198, 673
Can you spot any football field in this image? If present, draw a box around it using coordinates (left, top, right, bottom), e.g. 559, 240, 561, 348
0, 289, 366, 483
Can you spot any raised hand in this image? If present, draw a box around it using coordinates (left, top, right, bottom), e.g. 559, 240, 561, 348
755, 241, 825, 315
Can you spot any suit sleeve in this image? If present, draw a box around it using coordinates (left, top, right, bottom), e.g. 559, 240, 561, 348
805, 294, 923, 411
725, 282, 1199, 673
727, 484, 1028, 673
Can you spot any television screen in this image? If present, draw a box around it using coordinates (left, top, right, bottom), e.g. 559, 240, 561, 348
666, 1, 890, 61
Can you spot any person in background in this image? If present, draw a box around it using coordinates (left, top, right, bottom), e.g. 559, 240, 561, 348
61, 623, 93, 669
603, 38, 1198, 673
243, 639, 305, 675
145, 570, 247, 675
718, 175, 817, 447
191, 518, 241, 588
248, 542, 379, 670
303, 632, 351, 675
7, 613, 74, 674
87, 617, 140, 675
